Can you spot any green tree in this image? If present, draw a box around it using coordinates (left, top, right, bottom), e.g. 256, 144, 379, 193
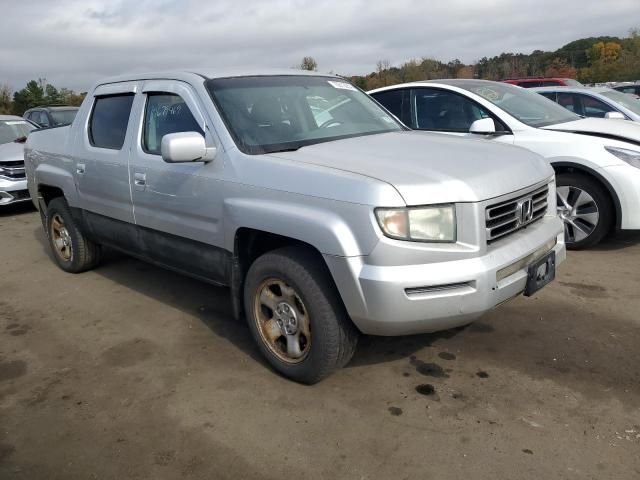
12, 80, 45, 115
44, 84, 62, 104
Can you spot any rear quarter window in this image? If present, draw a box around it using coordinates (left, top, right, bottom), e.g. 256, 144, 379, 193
89, 94, 135, 149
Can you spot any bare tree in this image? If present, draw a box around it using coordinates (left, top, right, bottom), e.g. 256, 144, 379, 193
0, 84, 13, 114
300, 56, 318, 71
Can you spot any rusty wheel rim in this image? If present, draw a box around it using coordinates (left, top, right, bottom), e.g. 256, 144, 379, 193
50, 213, 73, 261
253, 278, 311, 364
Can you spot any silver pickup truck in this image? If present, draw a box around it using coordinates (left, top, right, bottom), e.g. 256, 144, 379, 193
25, 70, 565, 383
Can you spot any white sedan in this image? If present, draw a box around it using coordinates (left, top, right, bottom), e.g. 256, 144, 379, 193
370, 80, 640, 249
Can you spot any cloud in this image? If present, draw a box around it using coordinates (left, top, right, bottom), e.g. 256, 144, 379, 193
1, 0, 637, 91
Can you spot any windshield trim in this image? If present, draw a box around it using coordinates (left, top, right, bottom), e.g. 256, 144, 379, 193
204, 75, 405, 155
251, 130, 399, 155
454, 81, 581, 128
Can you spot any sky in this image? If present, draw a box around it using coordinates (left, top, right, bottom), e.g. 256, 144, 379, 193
1, 0, 638, 92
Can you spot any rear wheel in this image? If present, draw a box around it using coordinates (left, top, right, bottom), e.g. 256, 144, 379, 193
556, 173, 613, 250
46, 197, 101, 272
244, 246, 358, 384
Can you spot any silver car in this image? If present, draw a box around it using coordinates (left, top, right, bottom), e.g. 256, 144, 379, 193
25, 70, 565, 383
533, 86, 640, 122
0, 115, 36, 206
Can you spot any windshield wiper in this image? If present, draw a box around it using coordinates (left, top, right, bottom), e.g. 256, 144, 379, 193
267, 146, 302, 153
14, 136, 27, 143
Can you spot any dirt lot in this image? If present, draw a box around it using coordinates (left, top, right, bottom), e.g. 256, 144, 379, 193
1, 203, 639, 480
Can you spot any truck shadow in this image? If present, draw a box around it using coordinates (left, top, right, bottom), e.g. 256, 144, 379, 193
32, 227, 447, 370
89, 248, 448, 369
591, 230, 640, 251
32, 226, 640, 402
0, 202, 36, 217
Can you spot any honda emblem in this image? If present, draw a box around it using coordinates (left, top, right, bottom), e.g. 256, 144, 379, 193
516, 197, 534, 226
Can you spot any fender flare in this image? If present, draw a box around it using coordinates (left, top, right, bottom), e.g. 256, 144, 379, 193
34, 163, 79, 207
223, 198, 369, 257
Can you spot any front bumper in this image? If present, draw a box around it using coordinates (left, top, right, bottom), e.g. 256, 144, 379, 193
325, 216, 565, 336
0, 178, 30, 206
599, 164, 640, 230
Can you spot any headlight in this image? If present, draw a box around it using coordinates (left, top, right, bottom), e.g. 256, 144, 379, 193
605, 146, 640, 168
375, 205, 456, 242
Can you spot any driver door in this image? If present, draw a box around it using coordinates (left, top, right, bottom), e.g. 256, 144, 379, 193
407, 87, 513, 144
127, 80, 227, 282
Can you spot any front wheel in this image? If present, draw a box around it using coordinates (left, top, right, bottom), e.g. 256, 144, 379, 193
244, 246, 358, 384
556, 173, 613, 250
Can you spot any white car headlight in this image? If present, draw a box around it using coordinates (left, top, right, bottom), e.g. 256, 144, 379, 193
375, 205, 456, 242
605, 146, 640, 168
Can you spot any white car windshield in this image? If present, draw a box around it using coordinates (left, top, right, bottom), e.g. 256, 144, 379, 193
50, 109, 78, 126
601, 90, 640, 116
206, 75, 403, 154
459, 81, 581, 127
0, 120, 36, 145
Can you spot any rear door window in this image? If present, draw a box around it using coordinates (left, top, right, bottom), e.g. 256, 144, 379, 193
371, 89, 407, 123
557, 93, 579, 114
89, 94, 135, 149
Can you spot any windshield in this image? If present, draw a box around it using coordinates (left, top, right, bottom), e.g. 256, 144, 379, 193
205, 76, 403, 154
50, 109, 78, 126
564, 79, 583, 87
0, 120, 36, 145
459, 81, 580, 127
601, 90, 640, 116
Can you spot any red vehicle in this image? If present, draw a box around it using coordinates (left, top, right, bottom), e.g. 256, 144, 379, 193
503, 77, 583, 88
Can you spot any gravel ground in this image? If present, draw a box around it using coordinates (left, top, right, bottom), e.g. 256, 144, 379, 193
1, 203, 639, 479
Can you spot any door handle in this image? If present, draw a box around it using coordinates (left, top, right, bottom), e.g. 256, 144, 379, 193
134, 172, 146, 191
76, 163, 85, 175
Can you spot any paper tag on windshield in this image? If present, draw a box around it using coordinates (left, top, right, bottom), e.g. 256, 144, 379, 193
328, 81, 358, 91
5, 121, 28, 125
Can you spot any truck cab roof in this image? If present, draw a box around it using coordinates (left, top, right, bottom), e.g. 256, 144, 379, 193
96, 69, 338, 87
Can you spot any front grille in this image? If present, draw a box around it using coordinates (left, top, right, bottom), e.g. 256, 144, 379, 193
485, 184, 548, 242
0, 160, 26, 179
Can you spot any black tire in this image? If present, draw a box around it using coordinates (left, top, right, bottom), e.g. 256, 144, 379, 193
45, 197, 101, 273
556, 173, 613, 250
244, 246, 359, 384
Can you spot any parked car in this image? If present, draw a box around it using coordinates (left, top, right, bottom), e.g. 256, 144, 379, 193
370, 79, 640, 249
24, 70, 565, 383
532, 86, 640, 122
0, 115, 37, 206
503, 77, 583, 88
613, 83, 640, 96
24, 105, 79, 128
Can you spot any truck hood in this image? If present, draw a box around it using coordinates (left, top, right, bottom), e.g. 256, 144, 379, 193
542, 118, 640, 146
269, 131, 552, 205
0, 141, 25, 162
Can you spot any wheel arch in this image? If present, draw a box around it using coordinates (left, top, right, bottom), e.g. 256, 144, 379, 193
230, 227, 351, 325
552, 161, 621, 231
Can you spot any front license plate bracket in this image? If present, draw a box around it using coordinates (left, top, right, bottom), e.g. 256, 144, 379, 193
524, 251, 556, 297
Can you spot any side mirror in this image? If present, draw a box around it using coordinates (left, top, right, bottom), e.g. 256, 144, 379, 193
469, 118, 496, 134
604, 111, 625, 120
161, 132, 216, 163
